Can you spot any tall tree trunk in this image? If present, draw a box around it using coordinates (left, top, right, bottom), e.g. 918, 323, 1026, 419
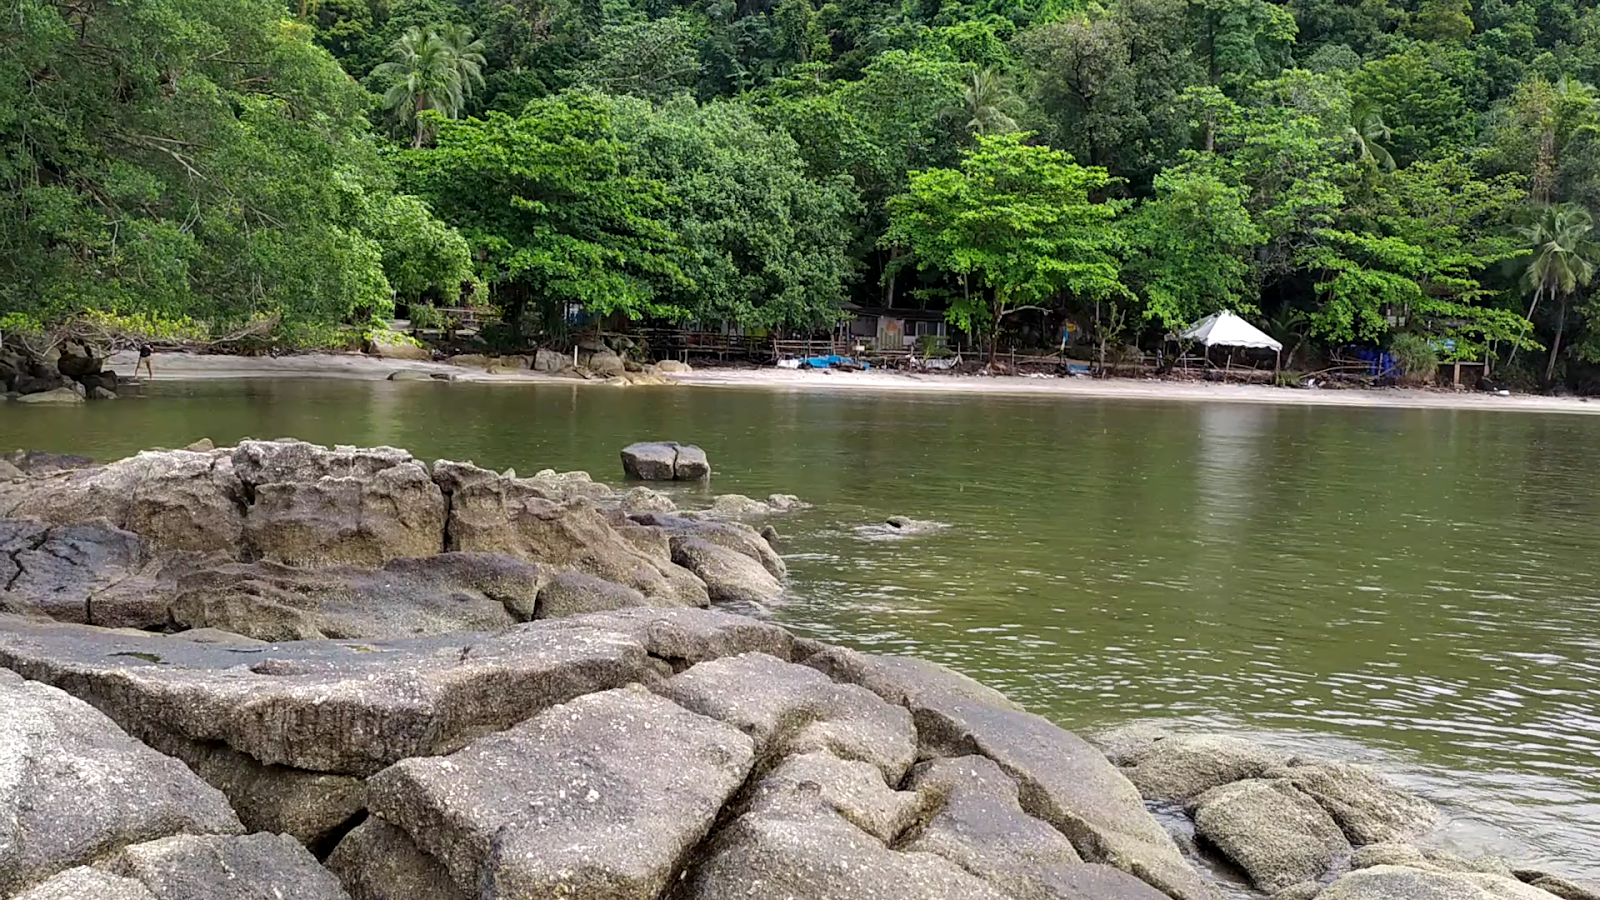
1509, 282, 1543, 366
1545, 293, 1568, 386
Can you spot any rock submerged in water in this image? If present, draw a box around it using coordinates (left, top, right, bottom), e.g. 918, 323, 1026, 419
621, 440, 711, 480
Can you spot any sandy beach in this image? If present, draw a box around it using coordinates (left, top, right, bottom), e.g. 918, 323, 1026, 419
104, 350, 1600, 416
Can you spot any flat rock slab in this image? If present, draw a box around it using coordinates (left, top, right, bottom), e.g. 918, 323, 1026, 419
1188, 778, 1350, 893
0, 669, 243, 896
0, 614, 653, 775
659, 651, 916, 781
367, 685, 755, 900
105, 833, 353, 900
802, 644, 1022, 711
326, 818, 467, 900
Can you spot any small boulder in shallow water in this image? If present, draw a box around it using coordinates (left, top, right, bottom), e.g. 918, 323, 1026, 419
1264, 759, 1439, 845
1187, 778, 1351, 894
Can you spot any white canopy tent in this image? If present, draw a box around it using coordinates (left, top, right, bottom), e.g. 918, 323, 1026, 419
1177, 310, 1283, 376
1180, 310, 1283, 352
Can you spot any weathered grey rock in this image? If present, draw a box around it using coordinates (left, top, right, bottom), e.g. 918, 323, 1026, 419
672, 536, 784, 606
632, 513, 787, 577
660, 652, 916, 781
387, 369, 434, 381
875, 674, 1211, 900
1121, 733, 1285, 802
0, 668, 243, 896
803, 644, 1022, 712
3, 450, 96, 474
523, 467, 616, 501
906, 755, 1084, 894
674, 443, 711, 479
12, 868, 157, 900
574, 605, 796, 666
14, 386, 84, 404
1515, 871, 1600, 900
621, 441, 710, 481
231, 440, 416, 488
748, 751, 924, 842
621, 441, 680, 480
1265, 760, 1439, 845
1188, 778, 1351, 893
535, 570, 650, 618
0, 450, 246, 554
1353, 843, 1511, 876
0, 520, 134, 622
326, 818, 468, 900
656, 359, 692, 374
183, 439, 215, 453
143, 731, 366, 851
695, 493, 809, 519
1319, 865, 1560, 900
170, 627, 265, 647
89, 386, 118, 400
105, 833, 353, 900
367, 685, 754, 900
448, 482, 707, 605
589, 346, 626, 376
684, 769, 1012, 900
621, 485, 677, 514
243, 464, 446, 567
533, 347, 570, 372
0, 615, 654, 776
168, 552, 541, 641
1276, 882, 1325, 900
1091, 722, 1175, 767
0, 459, 24, 480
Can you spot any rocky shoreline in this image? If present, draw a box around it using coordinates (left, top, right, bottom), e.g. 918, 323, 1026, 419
0, 441, 1592, 900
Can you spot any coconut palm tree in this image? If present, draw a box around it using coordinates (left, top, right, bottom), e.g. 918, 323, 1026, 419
959, 69, 1024, 136
1511, 203, 1597, 383
1346, 99, 1396, 170
372, 26, 487, 148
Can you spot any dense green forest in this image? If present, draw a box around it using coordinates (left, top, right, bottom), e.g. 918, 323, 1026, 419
4, 0, 1600, 385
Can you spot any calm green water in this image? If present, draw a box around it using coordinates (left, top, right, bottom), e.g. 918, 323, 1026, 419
3, 379, 1598, 875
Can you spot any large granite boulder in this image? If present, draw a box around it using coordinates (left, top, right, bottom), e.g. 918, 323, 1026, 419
534, 570, 650, 618
0, 449, 246, 553
103, 833, 353, 900
622, 441, 711, 481
1187, 778, 1351, 894
630, 513, 786, 578
1265, 759, 1439, 845
0, 668, 243, 896
671, 536, 784, 606
167, 552, 542, 641
366, 685, 754, 899
243, 464, 445, 567
445, 474, 707, 605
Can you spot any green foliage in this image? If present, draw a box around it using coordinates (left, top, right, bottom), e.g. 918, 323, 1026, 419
1389, 332, 1440, 382
1120, 170, 1265, 329
371, 24, 488, 146
402, 95, 687, 336
886, 133, 1125, 353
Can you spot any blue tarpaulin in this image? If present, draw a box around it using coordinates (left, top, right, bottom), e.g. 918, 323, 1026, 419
800, 355, 870, 370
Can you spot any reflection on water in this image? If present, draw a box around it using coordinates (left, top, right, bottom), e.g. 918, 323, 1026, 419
3, 378, 1598, 876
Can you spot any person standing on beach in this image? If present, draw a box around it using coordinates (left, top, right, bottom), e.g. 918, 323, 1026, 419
136, 343, 154, 379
